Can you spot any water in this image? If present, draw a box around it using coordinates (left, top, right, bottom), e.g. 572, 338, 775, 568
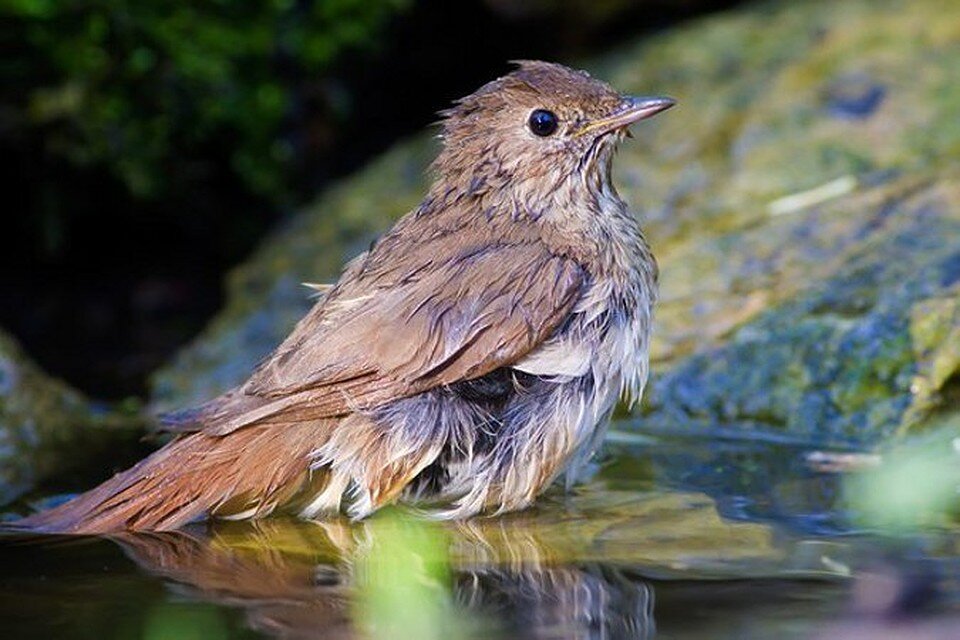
2, 433, 959, 639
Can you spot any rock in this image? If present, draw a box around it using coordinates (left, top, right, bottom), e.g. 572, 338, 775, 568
0, 329, 145, 506
151, 0, 960, 444
636, 176, 960, 445
600, 0, 960, 443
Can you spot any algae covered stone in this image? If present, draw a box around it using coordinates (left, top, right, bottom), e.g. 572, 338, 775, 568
638, 176, 960, 445
601, 0, 960, 442
0, 329, 144, 506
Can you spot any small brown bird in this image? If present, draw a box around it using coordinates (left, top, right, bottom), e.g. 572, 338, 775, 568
13, 61, 673, 533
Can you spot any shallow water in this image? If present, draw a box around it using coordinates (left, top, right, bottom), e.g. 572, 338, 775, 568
2, 433, 959, 639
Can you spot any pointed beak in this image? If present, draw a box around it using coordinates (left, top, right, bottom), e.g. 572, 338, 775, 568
577, 95, 676, 137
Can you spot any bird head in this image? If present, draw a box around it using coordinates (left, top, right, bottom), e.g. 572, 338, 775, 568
431, 61, 674, 209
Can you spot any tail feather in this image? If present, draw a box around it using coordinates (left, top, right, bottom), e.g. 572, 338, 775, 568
9, 420, 335, 534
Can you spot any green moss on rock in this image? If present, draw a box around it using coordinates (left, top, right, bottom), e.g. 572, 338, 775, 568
0, 329, 144, 506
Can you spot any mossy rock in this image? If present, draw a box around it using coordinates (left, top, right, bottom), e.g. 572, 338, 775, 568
151, 0, 960, 444
0, 330, 145, 506
636, 175, 960, 445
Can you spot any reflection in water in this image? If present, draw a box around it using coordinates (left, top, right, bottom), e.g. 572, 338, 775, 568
457, 565, 653, 640
6, 438, 960, 639
610, 436, 854, 535
451, 519, 654, 639
111, 516, 655, 640
112, 527, 351, 639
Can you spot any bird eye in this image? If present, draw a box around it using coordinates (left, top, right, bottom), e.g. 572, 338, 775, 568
528, 109, 559, 137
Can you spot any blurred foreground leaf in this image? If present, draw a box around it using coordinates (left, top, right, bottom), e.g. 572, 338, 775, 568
355, 510, 471, 640
846, 421, 960, 532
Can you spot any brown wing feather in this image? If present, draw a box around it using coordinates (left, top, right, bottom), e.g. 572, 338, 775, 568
253, 243, 583, 393
193, 241, 584, 435
157, 195, 587, 438
195, 245, 583, 435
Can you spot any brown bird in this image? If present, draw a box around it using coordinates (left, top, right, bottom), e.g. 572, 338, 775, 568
12, 61, 673, 533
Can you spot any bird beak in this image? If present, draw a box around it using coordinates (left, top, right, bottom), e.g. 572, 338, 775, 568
577, 96, 676, 137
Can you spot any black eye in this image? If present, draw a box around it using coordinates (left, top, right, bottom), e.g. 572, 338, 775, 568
528, 109, 558, 137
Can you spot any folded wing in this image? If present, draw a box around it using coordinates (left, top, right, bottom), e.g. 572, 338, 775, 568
176, 240, 585, 436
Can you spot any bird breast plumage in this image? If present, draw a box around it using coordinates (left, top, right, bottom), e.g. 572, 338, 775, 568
512, 271, 654, 470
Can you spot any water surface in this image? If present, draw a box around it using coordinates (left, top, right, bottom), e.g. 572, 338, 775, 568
2, 433, 958, 639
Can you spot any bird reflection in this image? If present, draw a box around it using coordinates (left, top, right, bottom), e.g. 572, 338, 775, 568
110, 515, 655, 640
457, 565, 653, 639
112, 524, 353, 639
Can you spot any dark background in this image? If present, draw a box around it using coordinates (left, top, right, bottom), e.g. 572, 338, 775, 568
2, 0, 738, 400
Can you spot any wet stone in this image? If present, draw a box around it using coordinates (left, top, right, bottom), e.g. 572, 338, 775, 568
0, 329, 145, 506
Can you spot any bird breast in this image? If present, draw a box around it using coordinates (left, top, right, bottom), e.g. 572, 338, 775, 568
513, 271, 654, 406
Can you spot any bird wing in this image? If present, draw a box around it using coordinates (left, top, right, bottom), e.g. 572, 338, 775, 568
190, 239, 585, 436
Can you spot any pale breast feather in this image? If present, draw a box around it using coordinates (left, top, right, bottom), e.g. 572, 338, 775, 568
512, 340, 592, 378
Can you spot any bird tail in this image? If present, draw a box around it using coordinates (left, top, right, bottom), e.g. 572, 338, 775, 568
7, 421, 334, 534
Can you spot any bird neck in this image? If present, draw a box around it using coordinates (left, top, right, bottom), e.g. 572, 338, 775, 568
420, 159, 654, 284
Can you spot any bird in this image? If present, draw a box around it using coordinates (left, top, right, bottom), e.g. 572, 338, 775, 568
11, 61, 674, 534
